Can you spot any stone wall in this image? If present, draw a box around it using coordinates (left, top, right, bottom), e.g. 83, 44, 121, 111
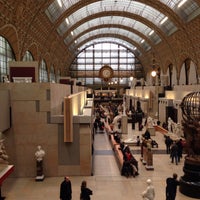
0, 83, 90, 177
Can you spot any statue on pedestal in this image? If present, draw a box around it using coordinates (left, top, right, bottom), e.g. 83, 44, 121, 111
0, 139, 9, 165
35, 145, 45, 181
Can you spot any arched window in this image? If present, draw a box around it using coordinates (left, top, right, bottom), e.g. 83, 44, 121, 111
22, 51, 34, 61
70, 42, 144, 89
50, 65, 56, 82
0, 36, 15, 82
39, 59, 48, 82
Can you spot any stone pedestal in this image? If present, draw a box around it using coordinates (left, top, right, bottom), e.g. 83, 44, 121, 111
147, 127, 155, 136
142, 146, 147, 165
145, 150, 154, 170
121, 115, 128, 134
35, 161, 44, 181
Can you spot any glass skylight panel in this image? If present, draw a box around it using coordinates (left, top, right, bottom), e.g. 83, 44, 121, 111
66, 16, 161, 45
64, 0, 175, 36
45, 0, 79, 23
78, 37, 139, 54
72, 28, 149, 52
159, 0, 200, 22
150, 34, 162, 44
160, 20, 178, 36
57, 20, 69, 36
178, 1, 200, 21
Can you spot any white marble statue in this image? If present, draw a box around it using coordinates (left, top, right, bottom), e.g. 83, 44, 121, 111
112, 114, 122, 132
147, 116, 154, 128
167, 117, 173, 133
35, 145, 45, 162
142, 179, 155, 200
175, 122, 182, 137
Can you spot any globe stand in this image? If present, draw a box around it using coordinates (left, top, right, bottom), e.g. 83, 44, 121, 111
179, 157, 200, 198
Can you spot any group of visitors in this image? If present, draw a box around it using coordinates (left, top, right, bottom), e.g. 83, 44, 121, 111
92, 101, 182, 199
120, 142, 139, 177
59, 174, 180, 200
60, 177, 92, 200
165, 136, 184, 165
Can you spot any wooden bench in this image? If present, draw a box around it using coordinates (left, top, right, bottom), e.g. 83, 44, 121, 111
108, 134, 123, 170
113, 144, 124, 170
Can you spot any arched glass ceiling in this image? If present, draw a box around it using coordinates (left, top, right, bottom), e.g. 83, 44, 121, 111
58, 16, 161, 45
53, 0, 177, 36
45, 0, 200, 54
66, 28, 151, 52
46, 0, 199, 24
78, 37, 141, 56
160, 0, 200, 22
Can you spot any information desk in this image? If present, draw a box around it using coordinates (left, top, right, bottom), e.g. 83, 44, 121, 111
0, 165, 14, 199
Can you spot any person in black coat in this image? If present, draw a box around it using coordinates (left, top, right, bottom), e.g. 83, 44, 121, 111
165, 136, 173, 154
166, 173, 180, 200
80, 180, 93, 200
60, 176, 72, 200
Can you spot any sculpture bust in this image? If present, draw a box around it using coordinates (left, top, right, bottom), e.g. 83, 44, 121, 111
35, 145, 45, 162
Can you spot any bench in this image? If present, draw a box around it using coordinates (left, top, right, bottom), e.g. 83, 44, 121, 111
108, 134, 123, 170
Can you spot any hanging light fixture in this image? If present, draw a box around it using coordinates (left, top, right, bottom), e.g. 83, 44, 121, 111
129, 65, 134, 81
151, 54, 157, 77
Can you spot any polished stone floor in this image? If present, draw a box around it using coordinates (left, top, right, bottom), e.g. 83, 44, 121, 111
2, 124, 199, 200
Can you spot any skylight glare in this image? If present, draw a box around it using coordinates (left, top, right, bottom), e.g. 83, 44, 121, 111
65, 18, 69, 24
177, 0, 187, 8
149, 30, 154, 36
160, 16, 168, 24
57, 0, 62, 7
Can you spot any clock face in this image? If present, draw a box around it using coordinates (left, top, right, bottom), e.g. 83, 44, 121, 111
102, 68, 111, 78
99, 65, 113, 81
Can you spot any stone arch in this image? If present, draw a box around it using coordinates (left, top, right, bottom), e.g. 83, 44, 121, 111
24, 42, 39, 61
0, 24, 19, 60
179, 57, 198, 85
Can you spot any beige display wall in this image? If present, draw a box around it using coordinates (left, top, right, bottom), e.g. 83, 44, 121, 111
0, 83, 91, 177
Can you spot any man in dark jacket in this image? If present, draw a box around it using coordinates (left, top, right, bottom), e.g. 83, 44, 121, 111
166, 173, 180, 200
60, 176, 72, 200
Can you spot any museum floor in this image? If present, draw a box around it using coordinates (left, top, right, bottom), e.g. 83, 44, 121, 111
2, 124, 199, 200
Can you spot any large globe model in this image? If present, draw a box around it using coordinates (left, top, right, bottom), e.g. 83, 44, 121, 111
181, 91, 200, 122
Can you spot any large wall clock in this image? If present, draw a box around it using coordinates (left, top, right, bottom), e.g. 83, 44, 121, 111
99, 65, 114, 82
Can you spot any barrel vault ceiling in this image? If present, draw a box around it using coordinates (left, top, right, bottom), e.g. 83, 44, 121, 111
1, 0, 200, 81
